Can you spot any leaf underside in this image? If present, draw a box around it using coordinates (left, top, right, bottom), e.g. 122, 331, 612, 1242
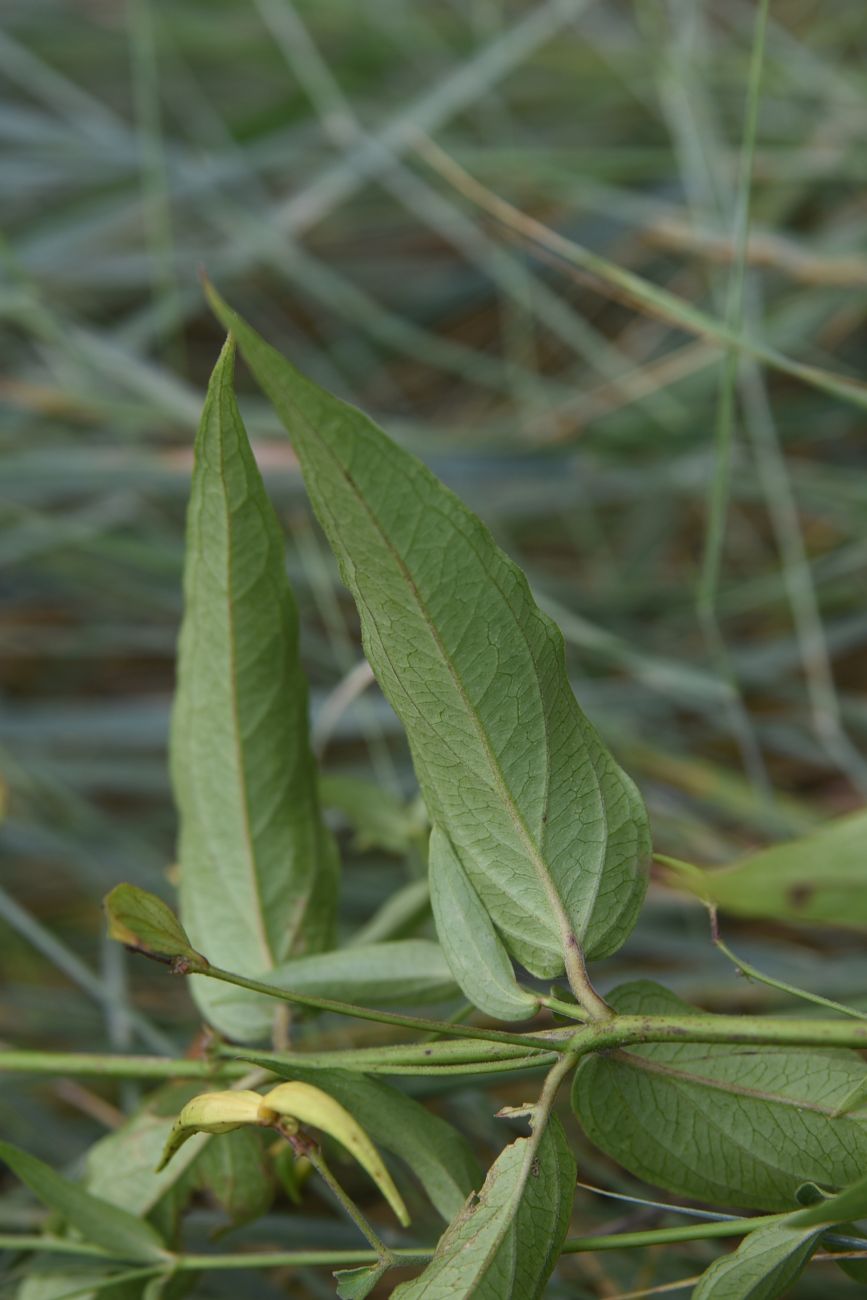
573, 981, 867, 1211
171, 338, 337, 1041
206, 291, 651, 1015
391, 1116, 575, 1298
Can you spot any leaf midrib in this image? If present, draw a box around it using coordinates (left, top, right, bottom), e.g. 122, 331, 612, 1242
611, 1049, 853, 1117
292, 403, 579, 959
212, 364, 273, 969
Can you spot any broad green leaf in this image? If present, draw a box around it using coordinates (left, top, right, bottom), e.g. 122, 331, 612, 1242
241, 1064, 479, 1220
104, 884, 204, 966
429, 826, 540, 1022
206, 290, 650, 1011
391, 1117, 574, 1298
0, 1140, 167, 1263
693, 1169, 867, 1299
572, 981, 867, 1210
171, 337, 338, 1041
692, 1221, 821, 1300
662, 808, 867, 929
193, 1127, 274, 1230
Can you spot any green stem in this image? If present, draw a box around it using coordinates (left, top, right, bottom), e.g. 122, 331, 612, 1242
303, 1142, 393, 1264
196, 961, 556, 1053
584, 1012, 867, 1053
712, 923, 867, 1023
0, 1051, 247, 1080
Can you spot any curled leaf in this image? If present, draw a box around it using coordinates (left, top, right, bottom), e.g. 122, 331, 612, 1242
260, 1081, 410, 1226
104, 884, 207, 967
156, 1091, 263, 1171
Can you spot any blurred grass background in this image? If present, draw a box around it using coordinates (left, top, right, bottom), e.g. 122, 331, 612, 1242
2, 1, 867, 1294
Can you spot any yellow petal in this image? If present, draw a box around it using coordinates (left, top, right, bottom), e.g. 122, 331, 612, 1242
259, 1081, 410, 1226
156, 1090, 263, 1171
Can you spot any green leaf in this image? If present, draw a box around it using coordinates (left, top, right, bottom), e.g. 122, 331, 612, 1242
86, 1083, 206, 1219
193, 1127, 274, 1230
692, 1221, 822, 1300
320, 774, 427, 855
205, 290, 650, 1013
103, 885, 204, 967
0, 1140, 167, 1263
693, 1169, 867, 1299
572, 981, 867, 1210
171, 336, 338, 1041
429, 826, 540, 1022
662, 808, 867, 929
261, 939, 459, 1007
390, 1117, 574, 1298
16, 1261, 152, 1300
333, 1262, 387, 1299
239, 1064, 479, 1220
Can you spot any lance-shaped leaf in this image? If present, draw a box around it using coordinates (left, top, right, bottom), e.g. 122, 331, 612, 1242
172, 337, 338, 1041
573, 981, 867, 1211
0, 1140, 167, 1263
391, 1117, 575, 1297
259, 1081, 410, 1226
693, 1169, 867, 1299
206, 289, 650, 1012
661, 808, 867, 930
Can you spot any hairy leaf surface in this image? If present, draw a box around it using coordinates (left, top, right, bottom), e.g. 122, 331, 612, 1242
172, 338, 337, 1040
207, 291, 650, 1009
391, 1117, 575, 1297
573, 982, 867, 1210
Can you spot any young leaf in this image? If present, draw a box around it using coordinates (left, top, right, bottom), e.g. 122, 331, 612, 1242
205, 289, 650, 1011
172, 337, 338, 1041
662, 808, 867, 929
692, 1221, 822, 1300
244, 1064, 479, 1220
0, 1140, 167, 1262
104, 884, 205, 966
390, 1117, 575, 1298
333, 1262, 388, 1299
572, 981, 867, 1210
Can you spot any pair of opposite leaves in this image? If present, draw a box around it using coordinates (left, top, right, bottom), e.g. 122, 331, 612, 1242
176, 287, 652, 1040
